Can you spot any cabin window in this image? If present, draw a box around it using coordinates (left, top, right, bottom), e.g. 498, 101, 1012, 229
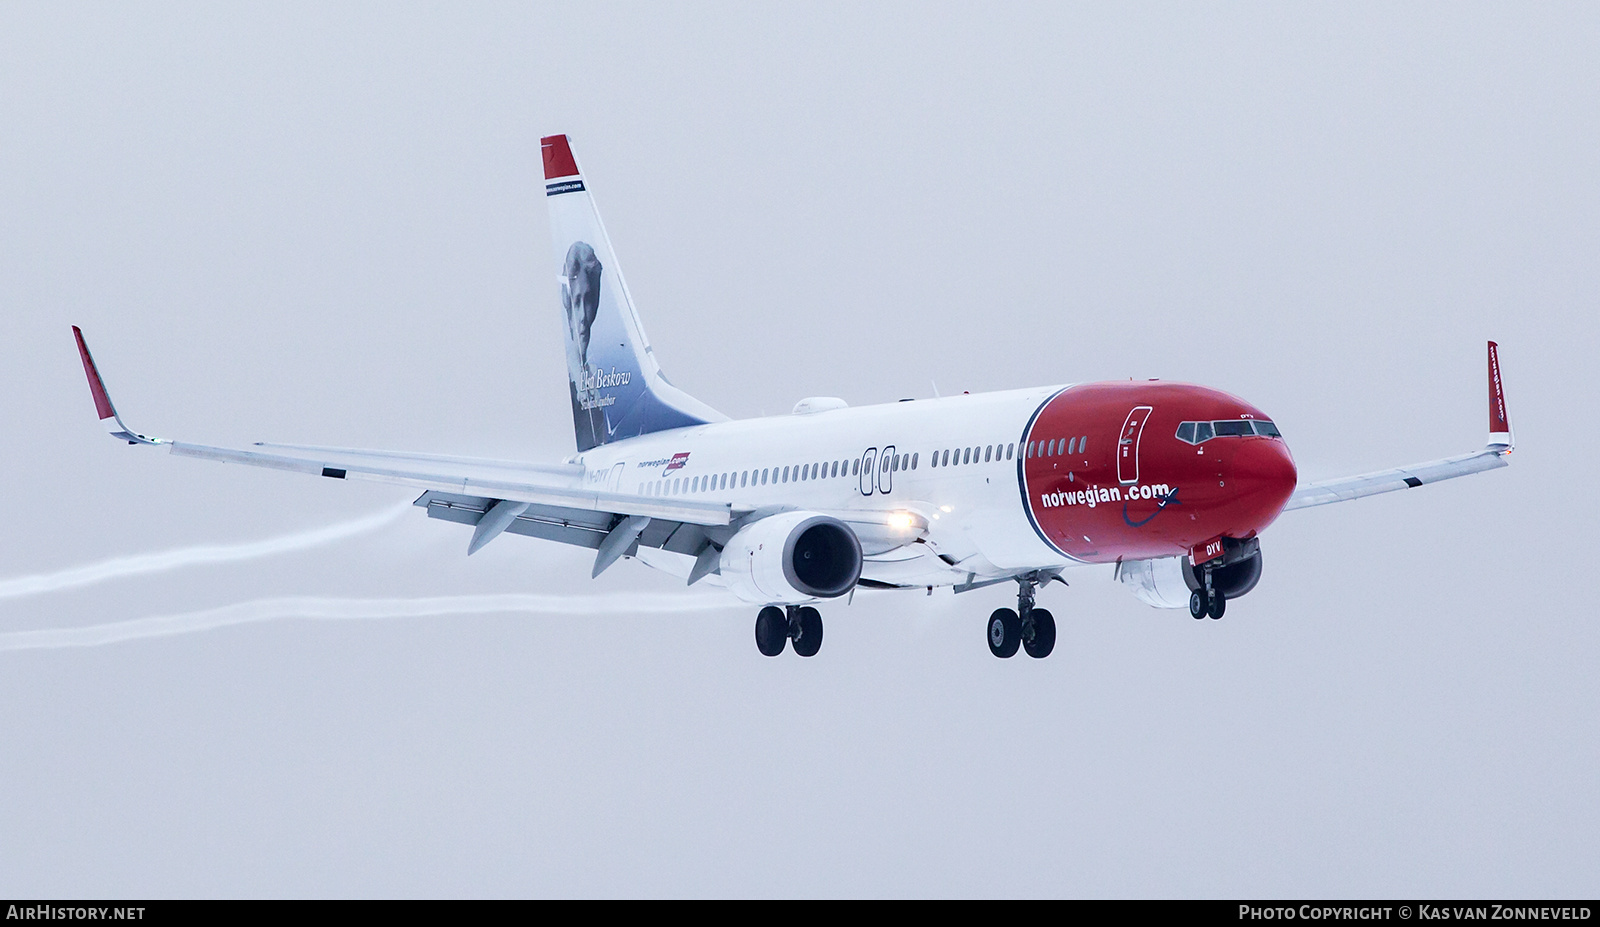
911, 453, 918, 469
983, 445, 991, 462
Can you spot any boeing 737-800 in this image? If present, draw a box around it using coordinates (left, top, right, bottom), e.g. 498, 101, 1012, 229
73, 134, 1515, 659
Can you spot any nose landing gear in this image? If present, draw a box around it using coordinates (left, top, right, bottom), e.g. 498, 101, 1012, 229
754, 604, 824, 657
1188, 550, 1234, 620
988, 573, 1058, 659
1189, 588, 1225, 619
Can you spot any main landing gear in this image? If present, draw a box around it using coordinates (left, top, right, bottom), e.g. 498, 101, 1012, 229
754, 605, 824, 657
987, 573, 1056, 659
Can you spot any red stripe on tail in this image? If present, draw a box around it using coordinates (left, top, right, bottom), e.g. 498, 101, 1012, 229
541, 135, 579, 180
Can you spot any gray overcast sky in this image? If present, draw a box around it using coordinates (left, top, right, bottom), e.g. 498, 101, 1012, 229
1, 2, 1596, 897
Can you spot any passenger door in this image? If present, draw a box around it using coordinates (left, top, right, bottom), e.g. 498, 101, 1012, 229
859, 447, 877, 496
1117, 406, 1153, 485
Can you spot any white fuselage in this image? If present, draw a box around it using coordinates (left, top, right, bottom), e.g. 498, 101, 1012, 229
571, 386, 1068, 591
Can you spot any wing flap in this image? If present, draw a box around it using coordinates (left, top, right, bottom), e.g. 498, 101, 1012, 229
418, 491, 614, 550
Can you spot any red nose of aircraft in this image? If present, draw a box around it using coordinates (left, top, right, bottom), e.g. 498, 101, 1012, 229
1224, 434, 1299, 535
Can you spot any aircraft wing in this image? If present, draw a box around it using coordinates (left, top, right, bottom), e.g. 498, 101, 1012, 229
72, 328, 731, 573
1283, 341, 1513, 512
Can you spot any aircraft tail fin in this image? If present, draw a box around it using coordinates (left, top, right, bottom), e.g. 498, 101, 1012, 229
542, 134, 724, 453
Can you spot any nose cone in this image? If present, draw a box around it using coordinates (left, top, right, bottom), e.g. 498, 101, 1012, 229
1226, 437, 1298, 533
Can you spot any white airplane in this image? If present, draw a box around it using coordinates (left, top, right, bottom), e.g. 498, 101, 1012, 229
73, 134, 1515, 658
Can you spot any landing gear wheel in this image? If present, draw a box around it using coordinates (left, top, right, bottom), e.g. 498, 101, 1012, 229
1190, 590, 1206, 619
987, 608, 1021, 658
1023, 608, 1056, 659
755, 606, 788, 656
791, 606, 824, 657
1207, 592, 1226, 620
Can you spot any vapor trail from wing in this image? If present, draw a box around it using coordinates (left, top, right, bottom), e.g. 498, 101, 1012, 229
0, 593, 740, 652
0, 503, 412, 601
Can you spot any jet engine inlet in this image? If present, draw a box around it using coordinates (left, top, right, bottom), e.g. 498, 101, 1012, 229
784, 517, 862, 598
719, 512, 863, 604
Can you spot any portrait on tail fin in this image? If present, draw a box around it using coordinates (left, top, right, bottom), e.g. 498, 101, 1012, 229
562, 240, 604, 450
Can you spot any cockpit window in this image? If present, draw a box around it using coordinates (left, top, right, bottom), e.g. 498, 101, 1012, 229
1177, 419, 1278, 444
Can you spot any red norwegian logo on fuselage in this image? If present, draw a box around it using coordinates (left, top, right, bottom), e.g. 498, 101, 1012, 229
664, 452, 690, 473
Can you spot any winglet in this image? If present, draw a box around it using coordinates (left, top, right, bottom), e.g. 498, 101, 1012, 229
71, 326, 165, 445
1487, 341, 1513, 453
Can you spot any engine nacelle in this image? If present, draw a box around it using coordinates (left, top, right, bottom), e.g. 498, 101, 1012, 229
1208, 549, 1263, 599
1118, 544, 1265, 608
1116, 556, 1195, 609
719, 511, 863, 604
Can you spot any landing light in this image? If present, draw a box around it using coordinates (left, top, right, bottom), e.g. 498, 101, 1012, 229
888, 512, 915, 531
